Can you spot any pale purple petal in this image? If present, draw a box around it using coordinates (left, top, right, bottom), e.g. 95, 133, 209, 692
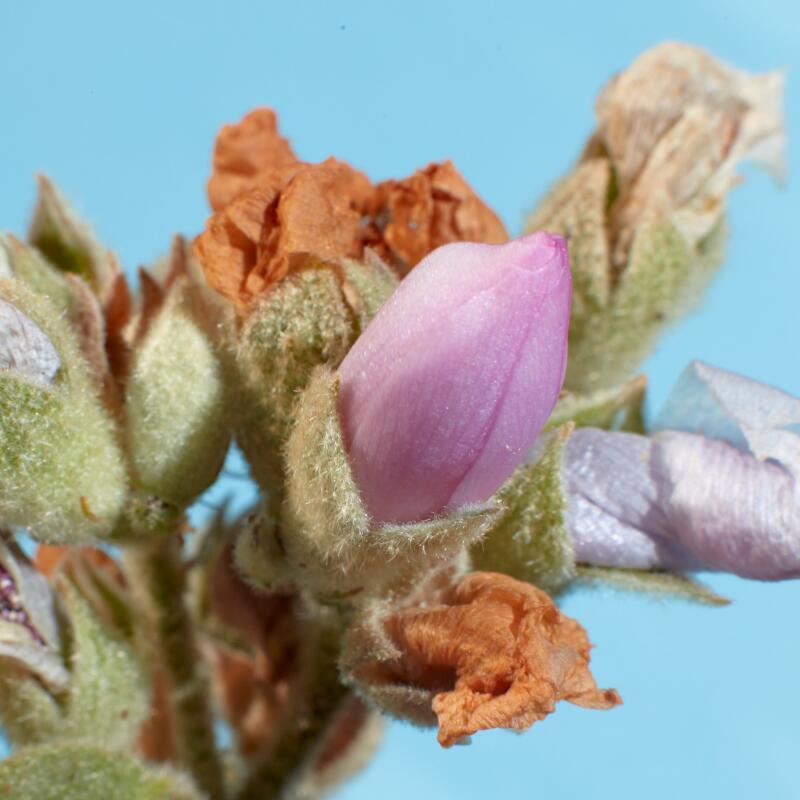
654, 431, 800, 580
338, 232, 571, 525
654, 360, 800, 478
563, 427, 800, 581
564, 428, 702, 571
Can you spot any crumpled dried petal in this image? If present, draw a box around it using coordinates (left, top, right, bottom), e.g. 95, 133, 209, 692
204, 542, 303, 755
370, 161, 508, 274
592, 42, 785, 265
366, 571, 620, 747
194, 159, 373, 312
207, 108, 301, 212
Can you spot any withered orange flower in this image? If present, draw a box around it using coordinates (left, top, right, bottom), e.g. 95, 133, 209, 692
207, 108, 301, 212
196, 109, 510, 311
194, 158, 373, 312
373, 571, 620, 747
369, 161, 508, 274
203, 543, 304, 755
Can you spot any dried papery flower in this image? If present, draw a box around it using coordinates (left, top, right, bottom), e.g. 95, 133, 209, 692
197, 109, 511, 313
527, 42, 785, 392
207, 108, 301, 212
338, 232, 572, 524
369, 161, 508, 274
345, 571, 619, 747
194, 158, 373, 312
564, 362, 800, 580
203, 541, 304, 756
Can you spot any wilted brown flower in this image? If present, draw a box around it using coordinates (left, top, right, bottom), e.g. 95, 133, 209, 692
203, 542, 304, 756
207, 108, 301, 212
369, 161, 508, 274
346, 571, 620, 747
195, 109, 509, 311
194, 159, 373, 312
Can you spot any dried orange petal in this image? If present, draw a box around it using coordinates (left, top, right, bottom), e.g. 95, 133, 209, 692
381, 571, 620, 746
207, 108, 300, 212
372, 161, 508, 273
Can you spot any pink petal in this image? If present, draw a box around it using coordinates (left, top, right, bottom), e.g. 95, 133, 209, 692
338, 232, 572, 525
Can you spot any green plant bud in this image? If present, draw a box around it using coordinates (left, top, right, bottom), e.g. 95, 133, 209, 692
234, 261, 397, 493
125, 280, 230, 507
546, 374, 646, 433
28, 175, 119, 298
471, 425, 576, 595
0, 744, 201, 800
0, 282, 128, 542
235, 367, 498, 599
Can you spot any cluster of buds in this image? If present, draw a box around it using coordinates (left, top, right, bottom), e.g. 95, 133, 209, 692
0, 41, 793, 800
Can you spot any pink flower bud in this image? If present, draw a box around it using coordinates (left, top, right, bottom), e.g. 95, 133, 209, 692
338, 232, 572, 525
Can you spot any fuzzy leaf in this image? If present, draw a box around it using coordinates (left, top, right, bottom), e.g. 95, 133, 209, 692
573, 565, 730, 606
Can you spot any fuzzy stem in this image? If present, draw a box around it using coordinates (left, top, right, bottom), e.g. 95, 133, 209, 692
237, 609, 349, 800
124, 536, 226, 799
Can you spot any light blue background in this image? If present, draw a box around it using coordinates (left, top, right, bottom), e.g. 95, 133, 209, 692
1, 1, 799, 798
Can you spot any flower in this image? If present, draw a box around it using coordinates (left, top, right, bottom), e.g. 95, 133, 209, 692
342, 570, 620, 747
368, 161, 508, 275
563, 361, 800, 580
527, 42, 785, 392
338, 231, 572, 524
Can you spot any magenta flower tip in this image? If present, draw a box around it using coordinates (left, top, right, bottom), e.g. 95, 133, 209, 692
338, 232, 572, 525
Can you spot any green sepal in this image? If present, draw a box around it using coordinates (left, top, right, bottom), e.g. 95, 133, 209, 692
234, 257, 397, 494
236, 367, 499, 599
235, 268, 356, 491
338, 252, 398, 332
0, 744, 201, 800
471, 425, 576, 595
27, 175, 117, 295
546, 374, 647, 433
572, 565, 730, 606
0, 281, 128, 541
0, 234, 74, 316
125, 280, 230, 507
527, 155, 728, 393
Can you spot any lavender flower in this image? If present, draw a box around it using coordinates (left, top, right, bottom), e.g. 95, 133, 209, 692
564, 362, 800, 580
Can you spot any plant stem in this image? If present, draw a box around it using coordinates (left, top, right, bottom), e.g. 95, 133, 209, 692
237, 610, 348, 800
124, 536, 225, 799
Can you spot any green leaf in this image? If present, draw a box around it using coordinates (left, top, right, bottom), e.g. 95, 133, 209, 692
573, 565, 730, 606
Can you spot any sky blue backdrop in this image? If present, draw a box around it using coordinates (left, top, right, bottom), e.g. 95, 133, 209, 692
1, 1, 799, 798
